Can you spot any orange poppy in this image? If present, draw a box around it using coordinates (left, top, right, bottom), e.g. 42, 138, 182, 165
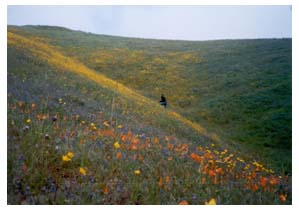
23, 164, 28, 173
139, 155, 144, 161
131, 144, 138, 151
279, 194, 286, 202
259, 177, 268, 188
179, 200, 188, 205
216, 167, 223, 174
204, 152, 213, 159
165, 176, 170, 183
102, 185, 109, 194
209, 170, 216, 177
252, 184, 259, 191
158, 177, 163, 187
269, 177, 279, 186
101, 129, 116, 137
167, 143, 174, 150
190, 153, 201, 163
131, 137, 140, 145
120, 134, 126, 142
116, 152, 122, 159
165, 136, 171, 142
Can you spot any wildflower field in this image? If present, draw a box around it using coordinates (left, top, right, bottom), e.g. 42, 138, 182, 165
7, 25, 291, 204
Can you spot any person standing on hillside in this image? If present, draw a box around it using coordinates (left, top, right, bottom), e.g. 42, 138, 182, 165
160, 94, 167, 108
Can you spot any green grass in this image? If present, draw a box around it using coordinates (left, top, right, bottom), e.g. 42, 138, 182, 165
8, 25, 291, 171
7, 25, 292, 204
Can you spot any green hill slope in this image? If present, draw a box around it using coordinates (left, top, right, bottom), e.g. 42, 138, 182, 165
7, 25, 292, 204
8, 25, 291, 170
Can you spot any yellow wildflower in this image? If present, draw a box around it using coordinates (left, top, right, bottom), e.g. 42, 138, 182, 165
117, 124, 123, 129
67, 151, 74, 158
197, 146, 203, 151
90, 122, 97, 130
79, 167, 87, 175
114, 142, 120, 149
205, 198, 216, 205
26, 119, 31, 124
244, 164, 250, 170
134, 170, 141, 175
103, 121, 110, 127
213, 150, 219, 155
221, 149, 228, 155
62, 155, 71, 162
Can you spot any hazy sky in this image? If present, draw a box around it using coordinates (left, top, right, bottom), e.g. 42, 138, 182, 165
7, 5, 292, 41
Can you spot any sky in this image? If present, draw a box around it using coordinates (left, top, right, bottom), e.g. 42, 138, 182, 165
7, 5, 292, 41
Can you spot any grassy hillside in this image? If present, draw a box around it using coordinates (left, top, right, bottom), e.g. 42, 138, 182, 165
7, 25, 292, 204
9, 25, 291, 170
